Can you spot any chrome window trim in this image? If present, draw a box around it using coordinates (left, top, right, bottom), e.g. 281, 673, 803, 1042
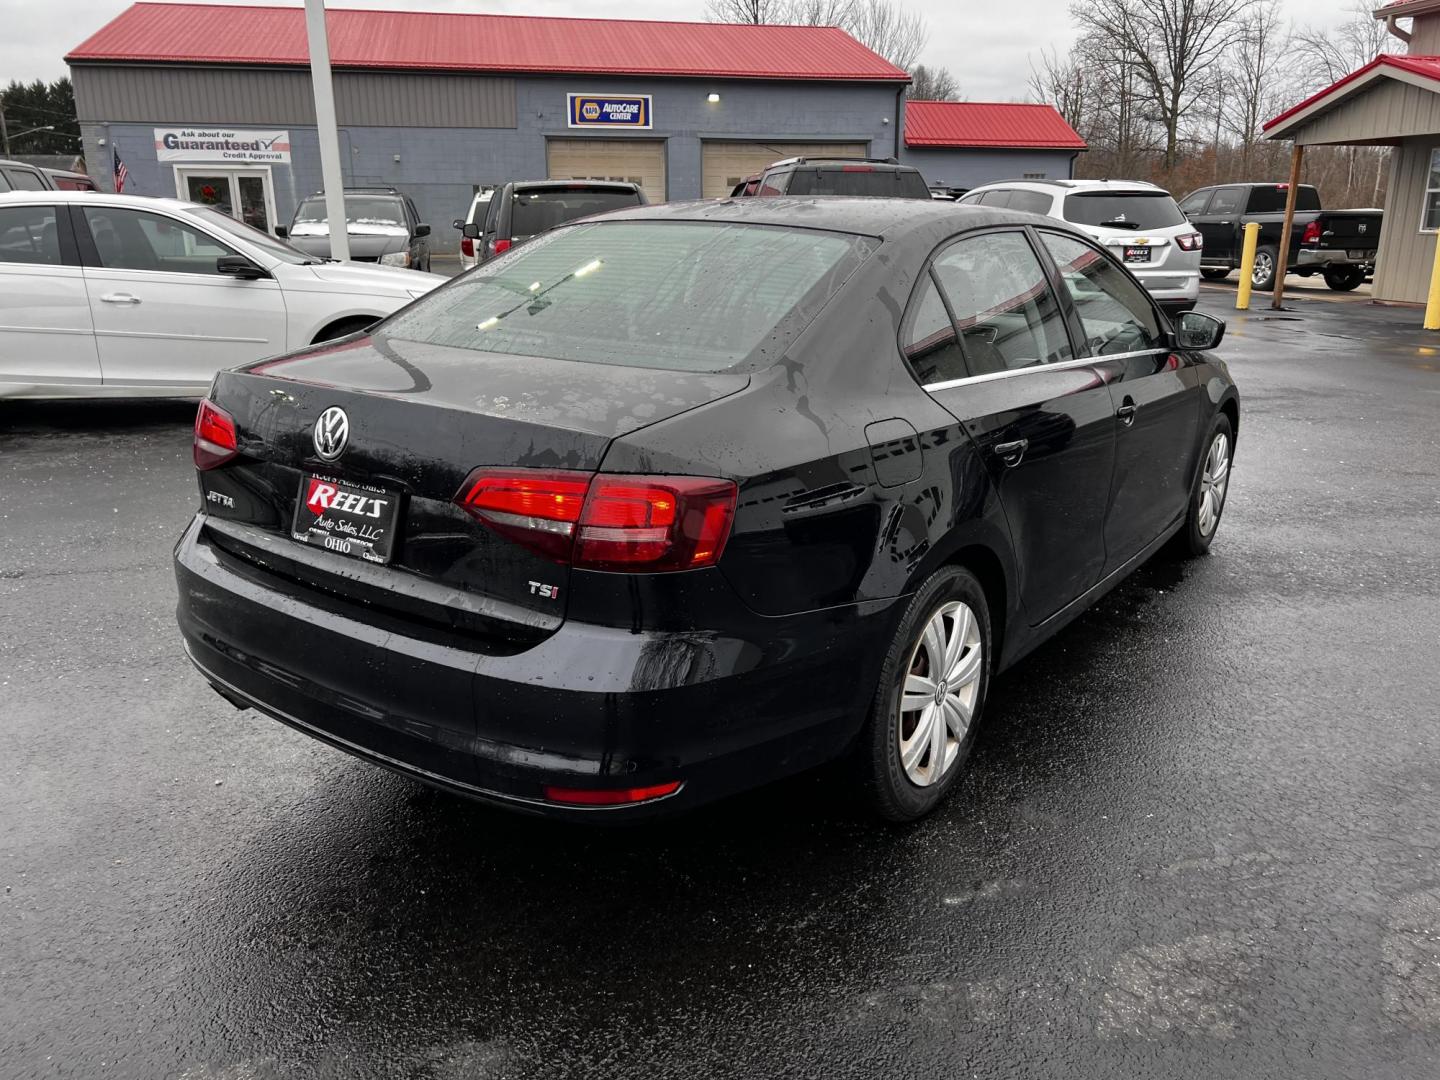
922, 347, 1167, 393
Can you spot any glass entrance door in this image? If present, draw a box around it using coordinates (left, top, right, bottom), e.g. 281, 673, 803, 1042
175, 168, 276, 234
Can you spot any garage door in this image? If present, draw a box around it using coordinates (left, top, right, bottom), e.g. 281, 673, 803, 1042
701, 141, 870, 199
546, 138, 667, 204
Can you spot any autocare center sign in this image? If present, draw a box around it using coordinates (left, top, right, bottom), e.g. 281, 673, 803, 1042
567, 94, 652, 129
154, 128, 292, 163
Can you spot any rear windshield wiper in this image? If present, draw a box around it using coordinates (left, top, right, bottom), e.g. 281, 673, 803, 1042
1097, 219, 1143, 230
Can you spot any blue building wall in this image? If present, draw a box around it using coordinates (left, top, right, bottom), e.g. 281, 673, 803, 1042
82, 75, 904, 253
899, 148, 1079, 191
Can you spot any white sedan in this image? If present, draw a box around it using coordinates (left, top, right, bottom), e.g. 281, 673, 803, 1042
0, 190, 447, 399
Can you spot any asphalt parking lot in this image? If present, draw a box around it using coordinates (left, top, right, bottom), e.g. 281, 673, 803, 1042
4, 292, 1440, 1079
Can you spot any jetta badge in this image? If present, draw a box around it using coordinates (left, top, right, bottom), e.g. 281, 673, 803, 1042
313, 406, 350, 462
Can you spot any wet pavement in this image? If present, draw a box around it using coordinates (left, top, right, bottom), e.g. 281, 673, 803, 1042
3, 294, 1440, 1079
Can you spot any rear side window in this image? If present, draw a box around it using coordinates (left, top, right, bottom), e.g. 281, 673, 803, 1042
1040, 231, 1164, 356
1245, 185, 1321, 213
0, 172, 12, 191
1063, 191, 1186, 230
0, 205, 62, 265
902, 277, 966, 385
510, 188, 642, 236
380, 220, 877, 372
1207, 187, 1244, 216
978, 190, 1011, 207
785, 167, 928, 197
930, 231, 1072, 376
1007, 190, 1052, 215
3, 168, 46, 191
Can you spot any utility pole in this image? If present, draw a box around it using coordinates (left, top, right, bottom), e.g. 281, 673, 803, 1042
303, 0, 350, 261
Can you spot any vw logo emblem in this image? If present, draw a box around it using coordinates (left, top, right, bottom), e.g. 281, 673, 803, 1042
313, 406, 349, 462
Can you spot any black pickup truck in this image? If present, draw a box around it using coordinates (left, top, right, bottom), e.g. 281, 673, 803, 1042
1178, 182, 1383, 292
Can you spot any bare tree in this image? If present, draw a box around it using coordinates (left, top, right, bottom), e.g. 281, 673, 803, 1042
1221, 0, 1285, 173
786, 0, 857, 25
1071, 0, 1260, 170
704, 0, 792, 24
1028, 45, 1089, 133
1292, 0, 1398, 93
846, 0, 927, 70
908, 64, 961, 101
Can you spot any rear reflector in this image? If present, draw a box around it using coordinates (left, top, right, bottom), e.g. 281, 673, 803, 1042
543, 781, 682, 806
455, 468, 737, 572
193, 399, 238, 471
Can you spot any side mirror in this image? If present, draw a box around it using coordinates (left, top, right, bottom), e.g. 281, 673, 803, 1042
217, 255, 267, 280
414, 223, 431, 238
461, 222, 480, 240
1175, 310, 1225, 351
273, 224, 288, 238
452, 218, 465, 230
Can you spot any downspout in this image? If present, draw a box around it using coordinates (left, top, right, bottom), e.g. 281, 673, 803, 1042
894, 85, 904, 160
1386, 15, 1412, 44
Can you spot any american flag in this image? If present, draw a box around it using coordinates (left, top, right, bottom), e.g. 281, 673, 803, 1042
112, 147, 128, 193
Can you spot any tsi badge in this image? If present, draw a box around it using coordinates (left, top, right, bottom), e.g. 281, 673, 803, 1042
313, 406, 349, 462
528, 580, 561, 600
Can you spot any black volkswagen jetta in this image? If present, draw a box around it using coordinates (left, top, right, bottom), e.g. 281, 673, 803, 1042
175, 197, 1238, 822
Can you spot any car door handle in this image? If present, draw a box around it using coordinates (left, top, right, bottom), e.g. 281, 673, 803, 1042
993, 439, 1029, 466
1117, 402, 1138, 425
100, 292, 141, 305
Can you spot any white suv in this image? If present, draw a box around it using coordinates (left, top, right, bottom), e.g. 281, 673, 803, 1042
958, 179, 1202, 314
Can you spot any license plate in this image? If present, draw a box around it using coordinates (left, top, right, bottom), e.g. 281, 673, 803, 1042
291, 474, 401, 564
1347, 249, 1376, 261
1124, 247, 1152, 263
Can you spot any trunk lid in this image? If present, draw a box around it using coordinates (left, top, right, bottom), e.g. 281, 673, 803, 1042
198, 335, 747, 642
1313, 209, 1384, 251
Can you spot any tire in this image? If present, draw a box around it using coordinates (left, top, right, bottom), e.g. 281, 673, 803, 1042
1172, 412, 1234, 558
1200, 267, 1230, 281
1323, 264, 1365, 291
857, 565, 991, 823
1250, 245, 1279, 292
312, 316, 378, 344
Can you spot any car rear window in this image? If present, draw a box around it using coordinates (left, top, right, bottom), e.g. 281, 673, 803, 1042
292, 195, 407, 234
379, 220, 876, 372
510, 188, 643, 236
785, 167, 931, 198
1063, 191, 1187, 230
1245, 185, 1321, 213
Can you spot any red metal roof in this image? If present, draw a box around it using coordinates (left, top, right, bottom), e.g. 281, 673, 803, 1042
1263, 54, 1440, 133
903, 101, 1086, 150
66, 2, 909, 81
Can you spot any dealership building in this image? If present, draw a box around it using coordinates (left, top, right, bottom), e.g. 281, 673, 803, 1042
67, 3, 1083, 249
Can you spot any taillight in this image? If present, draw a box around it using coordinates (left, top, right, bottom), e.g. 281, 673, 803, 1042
460, 236, 474, 257
543, 780, 682, 806
490, 238, 513, 255
193, 399, 237, 471
1301, 221, 1322, 245
455, 468, 738, 572
1175, 232, 1203, 252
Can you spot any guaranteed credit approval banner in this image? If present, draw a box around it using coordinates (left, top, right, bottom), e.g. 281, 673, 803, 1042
567, 95, 652, 129
154, 128, 291, 163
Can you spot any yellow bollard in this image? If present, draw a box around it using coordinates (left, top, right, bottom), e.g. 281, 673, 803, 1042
1236, 222, 1261, 311
1425, 232, 1440, 330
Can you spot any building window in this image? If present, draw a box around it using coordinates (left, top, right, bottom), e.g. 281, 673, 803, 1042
1023, 172, 1046, 180
1424, 148, 1440, 232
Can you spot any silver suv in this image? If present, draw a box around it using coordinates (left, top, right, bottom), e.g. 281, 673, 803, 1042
958, 179, 1202, 314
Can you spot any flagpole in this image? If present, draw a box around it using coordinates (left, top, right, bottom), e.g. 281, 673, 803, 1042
304, 0, 350, 261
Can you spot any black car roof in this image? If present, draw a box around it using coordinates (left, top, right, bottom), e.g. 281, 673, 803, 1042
509, 180, 642, 192
587, 196, 1061, 241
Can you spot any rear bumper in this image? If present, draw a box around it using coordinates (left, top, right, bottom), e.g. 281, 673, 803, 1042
1296, 248, 1374, 268
173, 515, 894, 820
1134, 268, 1200, 304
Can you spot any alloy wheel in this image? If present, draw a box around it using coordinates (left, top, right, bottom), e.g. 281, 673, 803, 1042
1251, 252, 1273, 288
1197, 431, 1231, 537
897, 601, 983, 787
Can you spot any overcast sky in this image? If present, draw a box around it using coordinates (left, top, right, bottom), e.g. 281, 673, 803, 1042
5, 0, 1365, 101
